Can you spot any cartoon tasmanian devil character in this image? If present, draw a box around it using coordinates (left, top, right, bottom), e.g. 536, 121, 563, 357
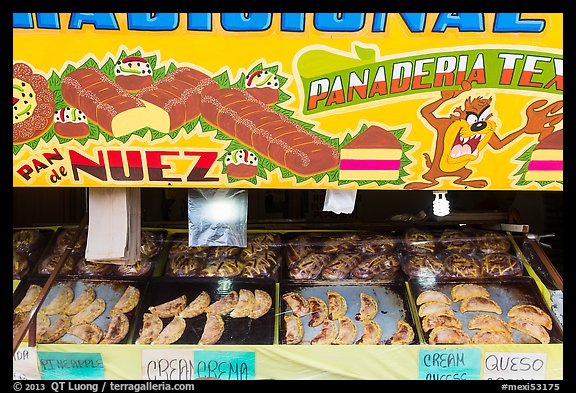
404, 81, 563, 190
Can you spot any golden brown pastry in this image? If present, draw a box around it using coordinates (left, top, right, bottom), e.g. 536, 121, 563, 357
286, 244, 313, 268
71, 298, 106, 325
13, 312, 27, 340
355, 292, 378, 321
248, 289, 272, 319
481, 253, 523, 277
207, 259, 245, 278
451, 283, 491, 302
390, 320, 415, 345
418, 301, 455, 318
112, 285, 140, 314
507, 304, 552, 330
36, 311, 50, 337
351, 253, 400, 280
75, 258, 113, 276
327, 290, 347, 320
65, 286, 96, 316
508, 317, 550, 344
205, 291, 239, 315
421, 313, 462, 332
428, 327, 471, 345
100, 312, 130, 344
403, 228, 436, 254
284, 314, 304, 345
289, 253, 330, 280
68, 323, 103, 344
321, 253, 362, 280
241, 252, 278, 278
211, 246, 241, 260
320, 233, 361, 254
152, 316, 186, 345
443, 253, 481, 278
38, 314, 71, 344
403, 254, 445, 277
357, 234, 396, 255
230, 289, 255, 318
460, 296, 502, 314
149, 295, 187, 318
311, 320, 339, 345
13, 251, 29, 278
471, 330, 513, 344
282, 292, 309, 317
37, 254, 76, 275
42, 285, 74, 316
416, 290, 452, 306
180, 291, 211, 318
198, 314, 225, 345
113, 257, 152, 277
13, 229, 41, 254
468, 314, 512, 338
15, 311, 50, 342
355, 319, 382, 345
308, 296, 329, 328
54, 228, 87, 256
141, 230, 163, 258
439, 230, 475, 254
15, 284, 43, 313
135, 313, 163, 345
165, 254, 205, 277
333, 316, 357, 345
476, 231, 511, 254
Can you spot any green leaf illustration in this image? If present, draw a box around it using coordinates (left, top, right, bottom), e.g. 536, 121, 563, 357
144, 55, 157, 71
79, 58, 99, 70
48, 71, 61, 91
100, 58, 116, 80
152, 66, 166, 81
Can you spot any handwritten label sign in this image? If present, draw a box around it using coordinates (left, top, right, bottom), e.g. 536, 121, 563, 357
483, 352, 547, 380
13, 346, 41, 380
37, 352, 104, 380
419, 348, 481, 380
194, 351, 255, 380
142, 349, 195, 380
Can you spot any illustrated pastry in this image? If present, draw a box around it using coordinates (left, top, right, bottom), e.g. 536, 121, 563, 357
390, 320, 415, 345
308, 296, 329, 328
198, 314, 225, 345
37, 253, 76, 275
15, 284, 43, 313
140, 231, 163, 258
149, 295, 187, 318
428, 327, 471, 345
53, 107, 89, 138
468, 314, 512, 338
421, 314, 462, 332
443, 253, 481, 278
42, 285, 74, 316
355, 319, 382, 345
224, 149, 259, 179
351, 253, 399, 280
71, 298, 106, 325
113, 256, 153, 277
230, 289, 255, 319
166, 254, 205, 277
289, 253, 330, 280
333, 316, 357, 345
54, 228, 88, 256
321, 253, 362, 280
13, 62, 55, 143
451, 283, 491, 302
180, 291, 211, 319
205, 291, 239, 315
525, 129, 563, 182
416, 290, 452, 306
403, 254, 445, 277
135, 313, 163, 345
13, 229, 41, 254
403, 228, 436, 254
112, 286, 140, 314
99, 312, 130, 344
248, 289, 272, 320
284, 315, 304, 345
355, 293, 378, 321
311, 320, 339, 345
507, 304, 553, 330
418, 301, 455, 318
13, 251, 29, 278
282, 292, 309, 317
460, 296, 502, 314
152, 316, 186, 345
357, 234, 396, 255
76, 258, 114, 276
68, 323, 103, 344
476, 231, 511, 254
439, 230, 475, 254
508, 317, 550, 344
114, 56, 153, 92
245, 69, 280, 105
481, 253, 523, 277
327, 290, 347, 320
37, 314, 71, 344
471, 330, 513, 344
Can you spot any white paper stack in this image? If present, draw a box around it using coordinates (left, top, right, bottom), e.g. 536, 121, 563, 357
85, 187, 141, 265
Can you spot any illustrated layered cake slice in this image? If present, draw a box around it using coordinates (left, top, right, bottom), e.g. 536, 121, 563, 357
525, 129, 563, 182
339, 125, 402, 180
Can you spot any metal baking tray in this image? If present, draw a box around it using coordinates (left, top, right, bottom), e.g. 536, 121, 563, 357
279, 281, 418, 345
13, 277, 148, 344
132, 277, 276, 345
408, 276, 563, 344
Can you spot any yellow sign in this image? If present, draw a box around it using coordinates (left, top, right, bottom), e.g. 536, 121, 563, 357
13, 13, 563, 190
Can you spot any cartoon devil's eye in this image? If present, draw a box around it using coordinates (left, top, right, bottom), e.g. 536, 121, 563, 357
479, 110, 490, 122
466, 114, 479, 125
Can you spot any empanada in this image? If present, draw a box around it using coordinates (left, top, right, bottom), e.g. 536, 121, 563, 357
451, 283, 490, 302
149, 295, 187, 318
65, 286, 96, 316
282, 292, 309, 317
42, 285, 74, 315
311, 320, 339, 345
460, 296, 502, 314
205, 291, 239, 315
100, 312, 129, 344
38, 314, 71, 344
179, 291, 211, 318
68, 323, 103, 344
112, 285, 140, 314
284, 314, 304, 345
428, 327, 471, 345
390, 320, 415, 345
418, 301, 455, 317
198, 314, 225, 345
308, 296, 328, 328
508, 317, 550, 344
327, 290, 347, 320
152, 316, 186, 345
416, 290, 452, 306
507, 304, 552, 330
230, 289, 255, 318
71, 298, 106, 325
248, 289, 272, 319
471, 329, 513, 344
422, 313, 462, 332
15, 284, 43, 313
135, 313, 163, 345
355, 292, 378, 321
333, 316, 357, 345
468, 314, 512, 338
355, 319, 382, 345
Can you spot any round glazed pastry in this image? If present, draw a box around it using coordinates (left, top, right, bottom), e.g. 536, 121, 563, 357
113, 256, 153, 277
403, 228, 436, 254
53, 107, 89, 138
37, 253, 76, 275
54, 228, 87, 256
245, 69, 280, 105
402, 254, 445, 278
13, 229, 41, 254
358, 234, 397, 255
75, 258, 113, 276
439, 230, 476, 254
165, 254, 204, 277
13, 251, 29, 278
481, 253, 523, 277
141, 231, 163, 258
114, 57, 153, 92
224, 149, 259, 179
443, 252, 481, 278
476, 231, 511, 254
351, 253, 400, 280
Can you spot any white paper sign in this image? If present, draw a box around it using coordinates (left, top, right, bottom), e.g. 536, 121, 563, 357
142, 349, 195, 380
13, 347, 41, 380
483, 352, 547, 380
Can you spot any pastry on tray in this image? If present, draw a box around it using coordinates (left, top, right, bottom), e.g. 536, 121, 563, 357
113, 256, 153, 277
468, 314, 512, 338
418, 301, 455, 318
140, 230, 163, 258
37, 253, 76, 275
180, 291, 211, 319
311, 320, 339, 345
476, 231, 511, 254
428, 326, 471, 345
99, 312, 130, 344
152, 316, 186, 345
68, 323, 103, 344
402, 254, 445, 278
289, 253, 330, 280
13, 229, 41, 254
65, 286, 96, 316
284, 314, 304, 345
37, 314, 71, 344
282, 292, 309, 317
351, 253, 400, 280
42, 285, 74, 315
321, 253, 361, 280
403, 228, 436, 254
357, 234, 397, 255
421, 313, 462, 332
248, 289, 272, 320
149, 295, 187, 318
507, 304, 552, 330
333, 316, 357, 345
230, 289, 255, 319
198, 314, 225, 345
481, 253, 523, 277
71, 298, 106, 325
76, 258, 114, 276
443, 253, 481, 278
327, 290, 347, 320
451, 283, 491, 302
439, 230, 475, 254
135, 313, 163, 345
471, 329, 513, 344
112, 285, 140, 314
165, 254, 204, 277
54, 228, 87, 256
355, 319, 382, 345
416, 290, 452, 306
308, 296, 329, 328
390, 320, 415, 345
460, 296, 502, 314
15, 284, 43, 313
205, 291, 239, 315
508, 317, 550, 344
13, 251, 29, 278
355, 292, 378, 321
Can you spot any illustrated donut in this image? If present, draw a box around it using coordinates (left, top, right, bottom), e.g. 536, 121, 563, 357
224, 149, 259, 179
114, 56, 153, 92
245, 69, 280, 105
54, 107, 90, 138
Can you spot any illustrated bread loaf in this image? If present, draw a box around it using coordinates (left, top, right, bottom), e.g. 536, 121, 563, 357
61, 67, 170, 136
200, 88, 340, 176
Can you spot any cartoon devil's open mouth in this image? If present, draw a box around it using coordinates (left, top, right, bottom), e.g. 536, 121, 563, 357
450, 130, 486, 158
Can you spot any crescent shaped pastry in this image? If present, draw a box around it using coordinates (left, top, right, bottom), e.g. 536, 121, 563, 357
37, 311, 51, 337
152, 316, 186, 345
198, 314, 225, 345
327, 290, 347, 320
42, 285, 75, 316
112, 286, 140, 314
421, 313, 462, 332
284, 314, 304, 345
15, 284, 43, 313
311, 320, 339, 345
507, 304, 553, 330
65, 286, 96, 316
416, 290, 452, 306
179, 291, 211, 318
468, 314, 512, 338
230, 289, 255, 318
38, 314, 71, 344
308, 296, 329, 327
248, 289, 272, 319
282, 292, 309, 317
471, 329, 513, 344
68, 323, 103, 344
135, 313, 163, 345
355, 319, 382, 345
428, 327, 471, 345
332, 316, 357, 345
390, 320, 415, 345
451, 283, 490, 302
418, 301, 455, 318
355, 293, 378, 321
71, 298, 106, 325
460, 296, 502, 314
100, 312, 130, 344
149, 295, 187, 318
508, 317, 550, 344
205, 291, 239, 315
